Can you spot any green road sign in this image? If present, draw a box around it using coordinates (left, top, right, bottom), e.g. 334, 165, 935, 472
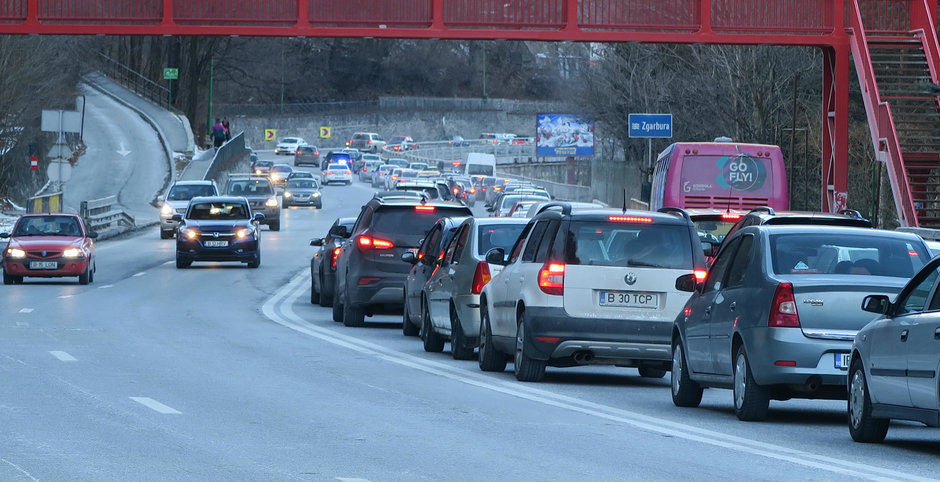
163, 68, 179, 80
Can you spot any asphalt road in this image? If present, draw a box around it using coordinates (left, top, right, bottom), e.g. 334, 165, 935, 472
1, 152, 938, 481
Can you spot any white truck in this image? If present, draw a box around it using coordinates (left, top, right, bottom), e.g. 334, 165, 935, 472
465, 152, 496, 177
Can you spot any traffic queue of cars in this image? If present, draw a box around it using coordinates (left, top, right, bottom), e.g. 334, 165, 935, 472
304, 194, 940, 443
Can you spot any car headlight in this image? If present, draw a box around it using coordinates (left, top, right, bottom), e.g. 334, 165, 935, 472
183, 228, 199, 239
161, 204, 174, 216
6, 248, 25, 259
283, 191, 292, 198
265, 198, 278, 207
254, 169, 262, 175
311, 192, 321, 197
63, 248, 82, 258
236, 227, 254, 239
271, 173, 282, 181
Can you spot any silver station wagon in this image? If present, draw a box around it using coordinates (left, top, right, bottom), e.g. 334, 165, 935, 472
671, 225, 931, 421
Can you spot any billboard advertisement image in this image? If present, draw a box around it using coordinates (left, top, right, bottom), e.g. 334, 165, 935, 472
537, 113, 594, 157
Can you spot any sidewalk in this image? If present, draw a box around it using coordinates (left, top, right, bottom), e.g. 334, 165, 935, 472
82, 71, 194, 156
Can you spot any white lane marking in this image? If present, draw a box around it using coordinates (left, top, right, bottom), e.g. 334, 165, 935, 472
15, 322, 28, 327
162, 260, 174, 266
1, 458, 39, 482
58, 295, 74, 299
18, 308, 33, 313
133, 272, 146, 277
130, 397, 181, 414
49, 351, 77, 362
98, 284, 114, 289
336, 478, 371, 482
263, 272, 934, 482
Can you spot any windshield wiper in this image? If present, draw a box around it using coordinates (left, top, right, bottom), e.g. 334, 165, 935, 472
627, 259, 667, 268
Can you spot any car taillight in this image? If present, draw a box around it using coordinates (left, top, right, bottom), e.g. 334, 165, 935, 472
453, 187, 459, 194
493, 186, 502, 192
363, 167, 368, 171
471, 260, 492, 294
296, 150, 302, 155
768, 282, 801, 328
608, 216, 653, 223
538, 263, 565, 296
469, 188, 476, 193
415, 206, 435, 212
314, 151, 319, 156
357, 235, 394, 250
326, 171, 334, 175
331, 247, 341, 268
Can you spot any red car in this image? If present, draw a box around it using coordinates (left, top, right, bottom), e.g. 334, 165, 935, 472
1, 213, 97, 285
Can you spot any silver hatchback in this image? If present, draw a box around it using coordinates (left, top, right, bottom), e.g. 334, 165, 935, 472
671, 225, 930, 421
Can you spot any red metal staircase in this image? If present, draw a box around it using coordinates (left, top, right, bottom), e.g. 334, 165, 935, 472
848, 0, 940, 227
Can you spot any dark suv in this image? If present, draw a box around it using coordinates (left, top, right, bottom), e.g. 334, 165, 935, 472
224, 175, 281, 231
332, 198, 473, 327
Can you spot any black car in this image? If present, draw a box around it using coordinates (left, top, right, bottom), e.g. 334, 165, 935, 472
332, 197, 473, 327
401, 216, 469, 340
310, 217, 356, 307
293, 144, 320, 167
173, 196, 264, 269
320, 151, 352, 171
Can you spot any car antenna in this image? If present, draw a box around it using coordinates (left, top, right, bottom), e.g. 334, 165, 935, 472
622, 188, 627, 214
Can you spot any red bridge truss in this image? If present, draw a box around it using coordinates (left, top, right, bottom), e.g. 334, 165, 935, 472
2, 0, 939, 223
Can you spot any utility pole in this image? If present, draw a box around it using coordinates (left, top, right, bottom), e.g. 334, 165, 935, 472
206, 56, 214, 140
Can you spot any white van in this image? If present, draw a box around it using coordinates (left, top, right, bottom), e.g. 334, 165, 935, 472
465, 152, 496, 177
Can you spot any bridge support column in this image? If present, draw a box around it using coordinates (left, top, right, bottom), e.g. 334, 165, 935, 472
821, 44, 850, 213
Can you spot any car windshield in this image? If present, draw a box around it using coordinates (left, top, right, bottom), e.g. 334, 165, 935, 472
272, 166, 291, 174
187, 201, 250, 220
564, 221, 693, 269
693, 217, 738, 244
287, 180, 318, 189
389, 136, 407, 143
228, 179, 274, 196
478, 223, 526, 255
282, 138, 299, 143
167, 184, 216, 200
14, 215, 82, 236
290, 172, 313, 178
254, 161, 273, 168
372, 206, 469, 235
501, 194, 549, 210
770, 233, 930, 277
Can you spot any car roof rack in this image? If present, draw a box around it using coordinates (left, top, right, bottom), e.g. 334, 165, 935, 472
837, 208, 866, 220
747, 206, 776, 215
536, 201, 572, 216
657, 207, 692, 223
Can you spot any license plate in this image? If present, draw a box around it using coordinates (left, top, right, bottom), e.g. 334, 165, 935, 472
29, 261, 58, 270
834, 352, 851, 369
598, 291, 659, 308
204, 240, 228, 247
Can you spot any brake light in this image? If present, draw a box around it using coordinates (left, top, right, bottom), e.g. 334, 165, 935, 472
469, 188, 476, 193
453, 187, 459, 194
721, 213, 742, 220
314, 151, 319, 155
326, 171, 334, 175
363, 167, 368, 171
538, 263, 565, 295
331, 247, 341, 268
391, 176, 398, 180
768, 282, 801, 328
471, 261, 492, 294
415, 206, 436, 212
493, 186, 502, 192
296, 150, 302, 155
608, 216, 653, 223
358, 277, 381, 285
357, 235, 394, 250
693, 270, 707, 282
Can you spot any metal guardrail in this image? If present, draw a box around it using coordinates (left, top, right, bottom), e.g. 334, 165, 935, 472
493, 170, 593, 202
97, 52, 173, 111
80, 195, 135, 234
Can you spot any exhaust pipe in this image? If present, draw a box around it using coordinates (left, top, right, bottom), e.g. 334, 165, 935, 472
573, 350, 594, 364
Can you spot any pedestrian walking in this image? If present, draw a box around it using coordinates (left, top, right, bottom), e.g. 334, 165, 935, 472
211, 119, 227, 149
222, 119, 231, 141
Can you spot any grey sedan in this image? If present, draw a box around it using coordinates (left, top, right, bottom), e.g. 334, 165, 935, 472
849, 255, 940, 442
282, 178, 322, 208
671, 225, 931, 421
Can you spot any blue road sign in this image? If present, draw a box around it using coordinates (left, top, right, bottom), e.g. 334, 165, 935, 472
628, 113, 673, 138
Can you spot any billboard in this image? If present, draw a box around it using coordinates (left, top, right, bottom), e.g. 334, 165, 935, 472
536, 113, 594, 157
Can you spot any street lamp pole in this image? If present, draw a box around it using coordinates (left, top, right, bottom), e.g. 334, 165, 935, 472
482, 43, 487, 101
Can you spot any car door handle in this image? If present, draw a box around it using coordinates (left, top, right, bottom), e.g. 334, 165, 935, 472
704, 306, 711, 315
900, 329, 909, 342
934, 327, 940, 340
729, 302, 736, 311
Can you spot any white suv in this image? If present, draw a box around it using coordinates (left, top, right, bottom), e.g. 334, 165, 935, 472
275, 137, 305, 155
158, 180, 219, 239
347, 132, 386, 153
478, 203, 707, 382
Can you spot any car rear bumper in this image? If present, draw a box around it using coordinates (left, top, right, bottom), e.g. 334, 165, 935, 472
522, 305, 673, 364
347, 274, 406, 308
741, 327, 853, 388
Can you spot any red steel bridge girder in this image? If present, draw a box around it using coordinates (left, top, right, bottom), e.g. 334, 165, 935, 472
1, 0, 938, 214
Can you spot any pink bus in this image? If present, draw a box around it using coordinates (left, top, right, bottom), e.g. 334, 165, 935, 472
650, 139, 789, 212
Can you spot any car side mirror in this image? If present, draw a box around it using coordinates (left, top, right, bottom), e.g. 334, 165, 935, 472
254, 213, 265, 222
401, 252, 418, 265
0, 232, 9, 239
310, 238, 324, 247
157, 195, 165, 203
87, 231, 98, 239
485, 247, 507, 265
675, 273, 698, 292
862, 294, 891, 315
329, 224, 349, 238
702, 241, 717, 258
171, 214, 183, 222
